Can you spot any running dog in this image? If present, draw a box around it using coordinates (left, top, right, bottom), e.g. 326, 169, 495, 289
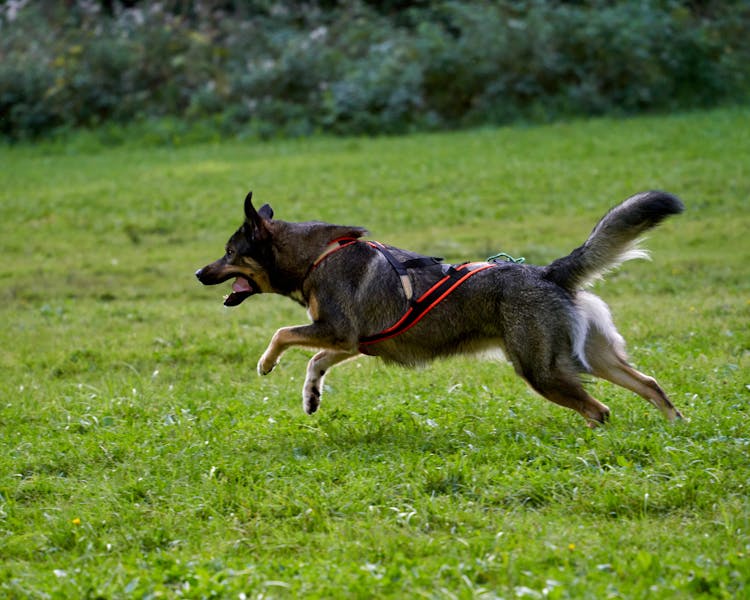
196, 190, 684, 427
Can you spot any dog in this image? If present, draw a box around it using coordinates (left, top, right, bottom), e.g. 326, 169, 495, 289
196, 190, 684, 427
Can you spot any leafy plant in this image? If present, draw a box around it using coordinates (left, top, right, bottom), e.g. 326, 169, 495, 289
1, 1, 749, 140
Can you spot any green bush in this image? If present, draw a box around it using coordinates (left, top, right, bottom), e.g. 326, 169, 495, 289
0, 0, 748, 140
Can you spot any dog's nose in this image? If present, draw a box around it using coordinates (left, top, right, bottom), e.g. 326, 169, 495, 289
195, 268, 203, 280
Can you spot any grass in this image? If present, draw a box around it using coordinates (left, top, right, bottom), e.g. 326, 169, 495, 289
1, 107, 749, 598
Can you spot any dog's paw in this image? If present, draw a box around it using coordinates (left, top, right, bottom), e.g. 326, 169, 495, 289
303, 384, 321, 414
585, 404, 611, 428
667, 407, 686, 422
670, 409, 689, 423
257, 354, 278, 376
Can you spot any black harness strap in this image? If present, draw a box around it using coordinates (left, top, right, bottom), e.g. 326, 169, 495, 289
367, 241, 409, 277
402, 257, 444, 269
366, 241, 441, 302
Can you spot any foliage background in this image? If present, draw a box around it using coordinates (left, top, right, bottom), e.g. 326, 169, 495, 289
1, 0, 749, 140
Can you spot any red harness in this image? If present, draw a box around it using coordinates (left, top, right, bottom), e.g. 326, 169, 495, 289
358, 260, 495, 353
310, 238, 496, 354
311, 237, 361, 270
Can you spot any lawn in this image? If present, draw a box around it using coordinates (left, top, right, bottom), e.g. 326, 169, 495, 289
0, 107, 748, 598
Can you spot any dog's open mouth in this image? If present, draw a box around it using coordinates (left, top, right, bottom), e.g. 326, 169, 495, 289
224, 277, 256, 306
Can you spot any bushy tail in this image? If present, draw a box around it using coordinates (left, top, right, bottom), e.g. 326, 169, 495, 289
544, 191, 684, 291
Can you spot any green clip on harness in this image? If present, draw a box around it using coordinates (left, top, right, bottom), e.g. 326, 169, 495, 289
487, 251, 525, 264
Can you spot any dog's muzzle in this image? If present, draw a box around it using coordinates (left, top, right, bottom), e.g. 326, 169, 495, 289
223, 276, 256, 306
195, 266, 257, 307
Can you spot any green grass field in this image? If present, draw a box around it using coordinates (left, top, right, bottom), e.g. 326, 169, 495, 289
1, 107, 748, 598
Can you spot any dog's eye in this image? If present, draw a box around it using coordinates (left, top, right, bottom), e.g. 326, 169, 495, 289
225, 248, 234, 258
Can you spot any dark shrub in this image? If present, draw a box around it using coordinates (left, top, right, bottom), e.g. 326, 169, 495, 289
0, 0, 748, 140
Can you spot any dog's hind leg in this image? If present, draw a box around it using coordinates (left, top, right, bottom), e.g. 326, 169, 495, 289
514, 359, 611, 427
303, 349, 360, 414
586, 336, 683, 421
505, 310, 610, 427
576, 291, 683, 421
530, 374, 611, 428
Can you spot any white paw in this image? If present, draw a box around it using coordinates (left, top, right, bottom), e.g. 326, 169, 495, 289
257, 354, 277, 376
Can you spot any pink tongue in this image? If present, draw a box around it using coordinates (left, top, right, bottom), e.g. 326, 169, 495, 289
232, 278, 252, 293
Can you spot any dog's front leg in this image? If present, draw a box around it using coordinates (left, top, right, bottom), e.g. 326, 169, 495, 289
303, 349, 360, 414
257, 326, 302, 375
257, 323, 356, 376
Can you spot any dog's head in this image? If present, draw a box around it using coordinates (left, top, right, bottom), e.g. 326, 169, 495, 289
195, 191, 277, 306
196, 191, 368, 306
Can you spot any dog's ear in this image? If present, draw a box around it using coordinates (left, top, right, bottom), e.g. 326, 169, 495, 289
244, 191, 259, 223
243, 191, 271, 239
244, 191, 274, 222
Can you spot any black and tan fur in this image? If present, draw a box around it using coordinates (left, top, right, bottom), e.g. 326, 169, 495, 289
196, 191, 684, 427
